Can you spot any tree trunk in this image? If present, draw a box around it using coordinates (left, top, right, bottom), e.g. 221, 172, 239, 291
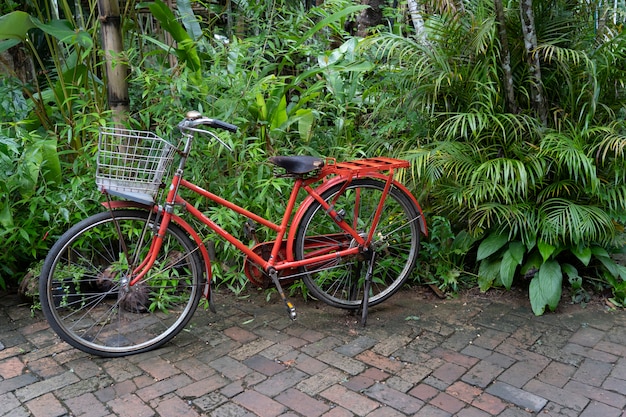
97, 0, 129, 125
519, 0, 547, 125
494, 0, 518, 114
356, 0, 384, 37
407, 0, 426, 42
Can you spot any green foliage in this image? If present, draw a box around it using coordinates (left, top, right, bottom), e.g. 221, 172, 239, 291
363, 0, 626, 313
417, 216, 477, 293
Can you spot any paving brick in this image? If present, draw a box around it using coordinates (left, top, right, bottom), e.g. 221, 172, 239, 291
209, 355, 253, 380
317, 350, 366, 375
354, 350, 404, 373
27, 356, 65, 379
254, 367, 308, 396
371, 335, 413, 357
154, 395, 200, 417
64, 392, 109, 417
223, 326, 258, 343
602, 376, 626, 395
433, 362, 467, 384
193, 391, 229, 412
471, 392, 507, 414
409, 383, 440, 401
243, 354, 286, 376
137, 356, 181, 381
233, 389, 286, 417
174, 357, 216, 381
497, 358, 550, 388
579, 401, 623, 417
363, 382, 423, 414
455, 406, 491, 417
94, 379, 138, 403
229, 338, 275, 361
429, 392, 466, 414
461, 360, 504, 388
445, 381, 483, 404
563, 343, 619, 363
572, 358, 614, 387
296, 367, 345, 395
14, 371, 79, 402
564, 379, 626, 409
412, 404, 451, 416
364, 405, 407, 417
320, 405, 353, 417
537, 361, 577, 388
471, 328, 510, 349
334, 336, 377, 357
320, 384, 380, 416
135, 373, 193, 401
301, 336, 342, 356
523, 379, 589, 412
25, 392, 67, 417
176, 374, 229, 398
108, 394, 155, 417
0, 356, 25, 379
0, 392, 22, 415
102, 358, 143, 382
485, 381, 547, 412
275, 388, 330, 417
430, 348, 479, 369
569, 327, 605, 348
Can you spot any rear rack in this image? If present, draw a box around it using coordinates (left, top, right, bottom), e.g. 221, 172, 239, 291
321, 157, 410, 176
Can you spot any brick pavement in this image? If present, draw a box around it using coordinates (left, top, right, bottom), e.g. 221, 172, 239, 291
1, 286, 626, 417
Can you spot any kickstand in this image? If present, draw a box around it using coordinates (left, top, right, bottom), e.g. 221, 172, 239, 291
360, 250, 377, 326
269, 269, 297, 320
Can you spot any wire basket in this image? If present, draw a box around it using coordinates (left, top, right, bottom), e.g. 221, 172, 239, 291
96, 127, 177, 198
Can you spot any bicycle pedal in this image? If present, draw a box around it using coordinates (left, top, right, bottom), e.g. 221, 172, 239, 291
243, 219, 257, 241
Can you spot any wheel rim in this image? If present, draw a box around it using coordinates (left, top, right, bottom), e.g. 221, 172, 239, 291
42, 212, 201, 355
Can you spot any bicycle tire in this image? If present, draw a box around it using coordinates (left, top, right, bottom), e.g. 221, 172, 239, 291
294, 178, 421, 309
39, 209, 204, 357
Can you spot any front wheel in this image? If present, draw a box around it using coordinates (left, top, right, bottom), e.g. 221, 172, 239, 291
294, 178, 421, 309
39, 209, 204, 357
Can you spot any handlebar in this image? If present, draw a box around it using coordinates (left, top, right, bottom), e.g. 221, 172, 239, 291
178, 110, 238, 133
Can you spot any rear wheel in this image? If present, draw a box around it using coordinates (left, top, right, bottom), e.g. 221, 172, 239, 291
39, 209, 204, 357
294, 178, 421, 309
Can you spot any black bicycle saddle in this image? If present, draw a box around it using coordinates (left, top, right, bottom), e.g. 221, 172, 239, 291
268, 156, 324, 174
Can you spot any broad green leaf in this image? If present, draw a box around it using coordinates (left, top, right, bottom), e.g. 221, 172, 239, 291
562, 263, 581, 288
0, 201, 13, 228
177, 0, 202, 41
537, 240, 555, 262
500, 248, 520, 289
529, 260, 562, 315
0, 38, 20, 53
477, 258, 500, 291
40, 139, 62, 184
296, 109, 315, 142
476, 232, 508, 261
508, 241, 526, 264
31, 19, 92, 48
270, 95, 288, 131
571, 245, 592, 266
0, 11, 35, 40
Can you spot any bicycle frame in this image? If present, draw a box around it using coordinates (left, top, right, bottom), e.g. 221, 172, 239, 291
113, 156, 426, 293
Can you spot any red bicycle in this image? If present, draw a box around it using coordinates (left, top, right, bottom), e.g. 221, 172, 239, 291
39, 111, 427, 357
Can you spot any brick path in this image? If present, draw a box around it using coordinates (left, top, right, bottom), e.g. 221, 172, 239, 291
1, 286, 626, 417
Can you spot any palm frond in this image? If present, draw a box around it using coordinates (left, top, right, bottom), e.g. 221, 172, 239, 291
470, 202, 538, 245
539, 198, 616, 245
539, 130, 599, 191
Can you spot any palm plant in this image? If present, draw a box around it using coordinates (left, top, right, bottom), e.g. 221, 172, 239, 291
361, 0, 626, 313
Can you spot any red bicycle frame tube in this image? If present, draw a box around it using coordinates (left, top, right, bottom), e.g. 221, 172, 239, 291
103, 157, 427, 293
